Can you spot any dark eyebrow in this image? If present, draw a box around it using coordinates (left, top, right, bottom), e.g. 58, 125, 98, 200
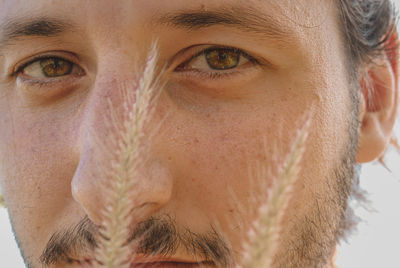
0, 17, 74, 49
156, 6, 293, 43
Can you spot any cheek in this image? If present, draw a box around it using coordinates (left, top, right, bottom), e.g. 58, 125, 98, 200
158, 71, 352, 242
157, 93, 308, 228
0, 103, 80, 253
5, 117, 78, 206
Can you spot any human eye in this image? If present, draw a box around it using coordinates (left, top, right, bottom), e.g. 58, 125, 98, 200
15, 55, 84, 81
11, 53, 86, 100
174, 46, 259, 79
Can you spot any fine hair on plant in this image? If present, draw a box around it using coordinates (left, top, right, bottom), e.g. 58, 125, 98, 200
93, 42, 163, 268
91, 42, 310, 268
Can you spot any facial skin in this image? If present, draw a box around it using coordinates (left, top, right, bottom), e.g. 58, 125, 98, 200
0, 0, 398, 267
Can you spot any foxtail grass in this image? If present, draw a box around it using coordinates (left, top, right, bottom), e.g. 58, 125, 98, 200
0, 194, 4, 208
93, 43, 310, 268
237, 118, 310, 268
94, 43, 161, 268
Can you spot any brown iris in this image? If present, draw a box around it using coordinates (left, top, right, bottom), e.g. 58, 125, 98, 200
205, 48, 241, 70
40, 58, 73, 77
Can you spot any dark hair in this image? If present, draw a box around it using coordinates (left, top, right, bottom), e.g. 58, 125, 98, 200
338, 0, 397, 72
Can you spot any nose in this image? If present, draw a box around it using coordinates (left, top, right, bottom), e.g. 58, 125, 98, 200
71, 61, 172, 225
72, 148, 173, 225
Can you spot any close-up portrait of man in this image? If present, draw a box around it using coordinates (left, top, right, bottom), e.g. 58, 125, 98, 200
0, 0, 399, 267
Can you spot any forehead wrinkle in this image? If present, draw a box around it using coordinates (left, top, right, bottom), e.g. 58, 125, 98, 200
155, 5, 294, 44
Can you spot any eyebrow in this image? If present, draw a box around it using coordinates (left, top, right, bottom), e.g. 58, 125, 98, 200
0, 7, 292, 49
156, 6, 293, 43
0, 17, 74, 49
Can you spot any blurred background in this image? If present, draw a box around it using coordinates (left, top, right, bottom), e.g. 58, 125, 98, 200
1, 1, 400, 267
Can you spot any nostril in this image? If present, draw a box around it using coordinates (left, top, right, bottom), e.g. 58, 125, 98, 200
70, 155, 105, 225
131, 202, 160, 219
71, 157, 174, 225
126, 160, 174, 219
71, 177, 102, 225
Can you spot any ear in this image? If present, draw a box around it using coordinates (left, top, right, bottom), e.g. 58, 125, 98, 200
356, 31, 399, 163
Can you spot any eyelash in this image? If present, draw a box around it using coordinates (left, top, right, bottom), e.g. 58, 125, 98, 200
12, 46, 259, 83
11, 54, 84, 90
14, 55, 63, 77
175, 46, 259, 80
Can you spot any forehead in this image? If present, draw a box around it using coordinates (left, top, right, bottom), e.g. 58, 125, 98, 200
0, 0, 341, 71
0, 0, 335, 33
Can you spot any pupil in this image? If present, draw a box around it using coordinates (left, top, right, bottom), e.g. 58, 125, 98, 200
40, 58, 73, 77
206, 48, 240, 70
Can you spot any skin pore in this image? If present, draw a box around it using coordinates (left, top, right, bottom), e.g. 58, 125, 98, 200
0, 0, 398, 267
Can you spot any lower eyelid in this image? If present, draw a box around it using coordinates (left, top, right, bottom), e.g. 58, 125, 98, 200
19, 71, 83, 84
16, 74, 86, 102
174, 66, 253, 82
181, 55, 256, 71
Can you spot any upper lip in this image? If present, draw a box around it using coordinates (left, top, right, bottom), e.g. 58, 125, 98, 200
131, 255, 205, 264
68, 255, 212, 266
130, 255, 214, 267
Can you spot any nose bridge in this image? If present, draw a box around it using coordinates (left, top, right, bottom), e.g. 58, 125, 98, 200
71, 59, 172, 225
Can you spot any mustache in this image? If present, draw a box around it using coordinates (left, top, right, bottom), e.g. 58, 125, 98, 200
39, 215, 231, 267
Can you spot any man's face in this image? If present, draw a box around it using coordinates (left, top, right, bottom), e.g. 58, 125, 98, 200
0, 0, 360, 267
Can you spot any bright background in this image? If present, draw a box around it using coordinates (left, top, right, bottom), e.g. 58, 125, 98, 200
1, 1, 400, 267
